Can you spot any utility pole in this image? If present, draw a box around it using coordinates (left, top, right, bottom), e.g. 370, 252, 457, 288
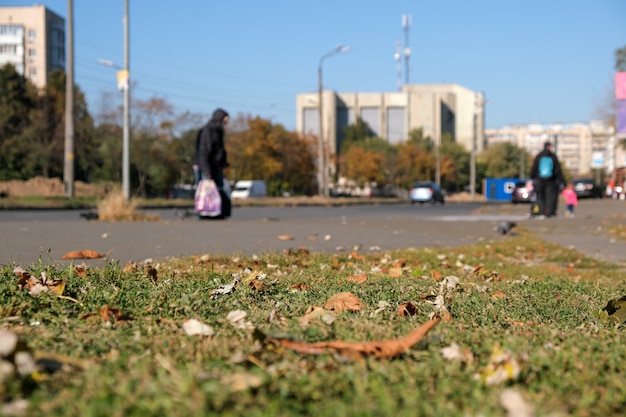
63, 0, 75, 197
470, 94, 477, 201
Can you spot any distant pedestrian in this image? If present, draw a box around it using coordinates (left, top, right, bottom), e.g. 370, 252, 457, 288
195, 108, 231, 218
562, 183, 578, 218
525, 179, 539, 217
530, 141, 564, 218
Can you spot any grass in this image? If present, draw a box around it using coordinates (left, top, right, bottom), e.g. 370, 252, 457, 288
2, 232, 626, 416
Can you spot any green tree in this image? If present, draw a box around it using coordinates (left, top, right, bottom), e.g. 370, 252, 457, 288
340, 117, 373, 153
0, 64, 36, 179
616, 45, 626, 72
479, 142, 528, 179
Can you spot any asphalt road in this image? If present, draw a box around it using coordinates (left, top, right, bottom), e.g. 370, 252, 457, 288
1, 199, 624, 268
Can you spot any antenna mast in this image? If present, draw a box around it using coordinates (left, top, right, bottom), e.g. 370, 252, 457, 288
402, 14, 411, 85
394, 39, 402, 91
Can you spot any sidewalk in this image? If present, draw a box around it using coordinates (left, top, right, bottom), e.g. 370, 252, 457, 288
475, 199, 626, 266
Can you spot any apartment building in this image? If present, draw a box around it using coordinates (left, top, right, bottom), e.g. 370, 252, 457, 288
0, 5, 65, 88
485, 121, 623, 177
296, 83, 486, 158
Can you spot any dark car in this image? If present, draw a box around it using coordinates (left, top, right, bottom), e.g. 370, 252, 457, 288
409, 181, 445, 204
511, 179, 534, 204
572, 178, 603, 199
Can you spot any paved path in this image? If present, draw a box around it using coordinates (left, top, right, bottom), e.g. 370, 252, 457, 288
0, 199, 624, 268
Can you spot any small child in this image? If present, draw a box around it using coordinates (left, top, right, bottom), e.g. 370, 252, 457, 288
526, 180, 539, 217
562, 183, 578, 218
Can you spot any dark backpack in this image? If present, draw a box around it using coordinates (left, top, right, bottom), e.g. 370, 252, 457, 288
538, 156, 554, 178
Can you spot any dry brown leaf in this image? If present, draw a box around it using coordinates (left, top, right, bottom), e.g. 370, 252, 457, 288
345, 273, 367, 284
249, 280, 270, 291
72, 265, 88, 278
298, 306, 334, 326
61, 249, 108, 260
15, 268, 65, 296
121, 262, 138, 274
398, 302, 418, 317
324, 292, 366, 313
388, 267, 403, 277
491, 291, 507, 299
350, 251, 364, 260
97, 305, 131, 323
391, 258, 407, 268
267, 317, 440, 359
289, 283, 309, 292
277, 235, 295, 241
431, 270, 443, 280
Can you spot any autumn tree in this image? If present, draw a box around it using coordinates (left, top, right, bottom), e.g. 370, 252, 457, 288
226, 114, 316, 196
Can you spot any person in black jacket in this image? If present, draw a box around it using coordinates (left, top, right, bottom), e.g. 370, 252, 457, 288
195, 108, 231, 217
530, 141, 564, 218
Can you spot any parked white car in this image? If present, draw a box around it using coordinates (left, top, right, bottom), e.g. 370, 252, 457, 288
230, 180, 267, 199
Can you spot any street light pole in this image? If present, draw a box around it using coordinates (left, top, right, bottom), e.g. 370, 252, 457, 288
63, 0, 75, 197
318, 45, 350, 197
122, 0, 130, 200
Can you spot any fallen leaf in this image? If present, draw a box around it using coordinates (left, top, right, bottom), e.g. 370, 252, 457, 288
221, 372, 264, 392
492, 291, 507, 299
345, 273, 367, 284
475, 343, 524, 386
398, 302, 418, 317
72, 265, 88, 278
182, 319, 214, 336
431, 270, 443, 280
264, 317, 440, 359
391, 258, 407, 268
122, 262, 138, 274
289, 283, 309, 292
388, 267, 403, 277
299, 306, 335, 326
61, 249, 108, 260
350, 251, 364, 260
277, 235, 295, 241
601, 295, 626, 324
500, 389, 535, 417
441, 342, 474, 364
98, 305, 130, 323
324, 292, 366, 313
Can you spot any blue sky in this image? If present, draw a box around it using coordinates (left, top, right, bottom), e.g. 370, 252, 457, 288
7, 0, 626, 130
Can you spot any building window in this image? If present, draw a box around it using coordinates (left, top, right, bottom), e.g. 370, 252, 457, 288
386, 107, 406, 144
303, 108, 320, 137
1, 25, 21, 36
29, 67, 36, 77
0, 44, 18, 54
28, 48, 36, 59
28, 29, 36, 41
360, 107, 380, 137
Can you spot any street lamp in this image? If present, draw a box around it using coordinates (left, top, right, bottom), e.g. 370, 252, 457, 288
318, 45, 351, 197
98, 58, 130, 200
96, 0, 130, 200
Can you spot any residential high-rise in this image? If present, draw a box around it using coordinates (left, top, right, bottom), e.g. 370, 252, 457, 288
0, 5, 65, 88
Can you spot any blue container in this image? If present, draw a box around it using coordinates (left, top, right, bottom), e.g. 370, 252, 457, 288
484, 178, 518, 201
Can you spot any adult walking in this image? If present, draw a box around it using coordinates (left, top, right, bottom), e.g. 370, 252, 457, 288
530, 141, 564, 218
195, 108, 231, 218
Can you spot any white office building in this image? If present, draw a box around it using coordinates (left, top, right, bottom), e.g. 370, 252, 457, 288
296, 83, 486, 159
